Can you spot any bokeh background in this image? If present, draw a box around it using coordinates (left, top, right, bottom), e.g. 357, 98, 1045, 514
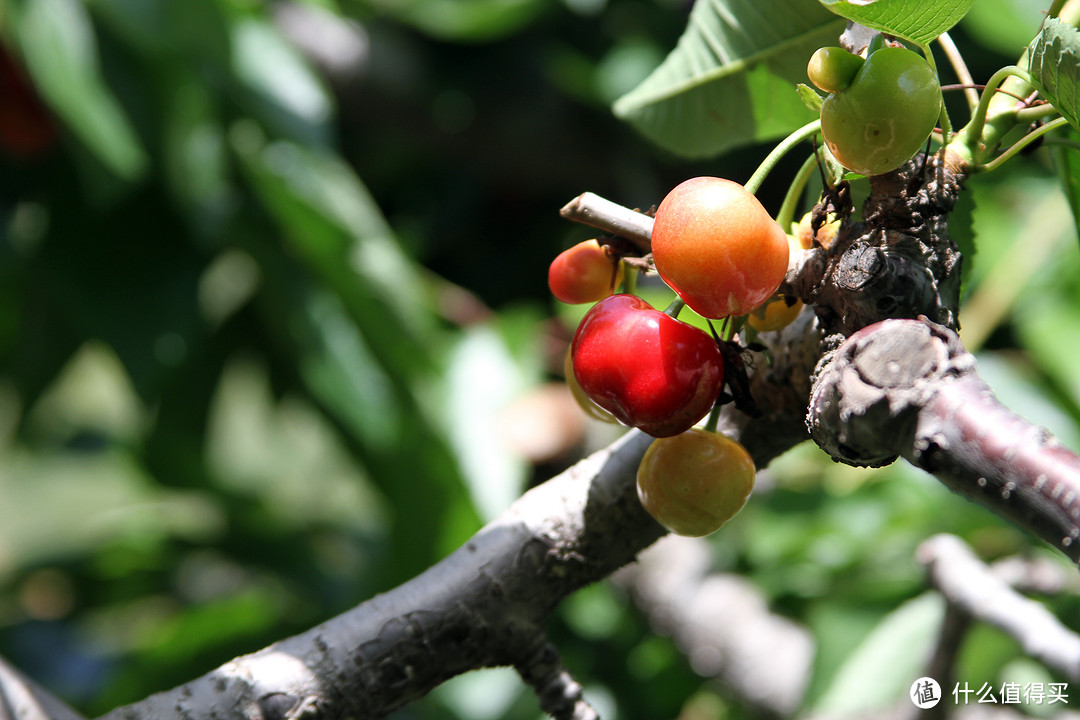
1, 0, 1078, 718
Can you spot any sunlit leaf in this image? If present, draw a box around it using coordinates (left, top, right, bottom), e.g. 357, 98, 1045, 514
797, 83, 824, 112
1028, 18, 1080, 133
812, 592, 945, 715
229, 16, 334, 146
12, 0, 148, 180
613, 0, 844, 158
819, 0, 974, 46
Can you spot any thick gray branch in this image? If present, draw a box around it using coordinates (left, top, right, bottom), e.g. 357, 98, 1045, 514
98, 430, 661, 720
0, 655, 87, 720
808, 317, 1080, 563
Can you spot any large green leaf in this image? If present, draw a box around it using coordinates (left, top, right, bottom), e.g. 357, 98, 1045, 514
961, 0, 1046, 57
819, 0, 973, 45
232, 124, 431, 369
1028, 17, 1080, 133
12, 0, 148, 180
613, 0, 844, 159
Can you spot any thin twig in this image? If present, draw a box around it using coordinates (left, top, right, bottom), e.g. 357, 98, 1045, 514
918, 534, 1080, 682
559, 192, 653, 252
516, 642, 599, 720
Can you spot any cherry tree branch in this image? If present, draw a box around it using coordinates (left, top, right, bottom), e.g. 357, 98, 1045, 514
0, 655, 87, 720
808, 317, 1080, 564
96, 430, 660, 720
559, 193, 654, 252
918, 534, 1080, 681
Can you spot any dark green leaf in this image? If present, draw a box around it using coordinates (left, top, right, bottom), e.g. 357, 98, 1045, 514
1028, 18, 1080, 133
345, 0, 546, 42
819, 0, 974, 46
613, 0, 844, 158
231, 125, 432, 369
161, 72, 231, 237
12, 0, 148, 180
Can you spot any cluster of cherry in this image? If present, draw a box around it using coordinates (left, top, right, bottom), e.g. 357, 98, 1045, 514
549, 37, 942, 537
549, 177, 798, 537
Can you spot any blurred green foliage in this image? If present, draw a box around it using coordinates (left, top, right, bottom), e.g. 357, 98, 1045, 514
0, 0, 1077, 719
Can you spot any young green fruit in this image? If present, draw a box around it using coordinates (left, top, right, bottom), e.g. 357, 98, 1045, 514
636, 428, 755, 537
807, 46, 865, 93
820, 46, 941, 176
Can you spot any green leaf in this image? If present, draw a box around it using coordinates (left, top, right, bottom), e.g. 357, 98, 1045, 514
812, 592, 945, 715
12, 0, 148, 180
1052, 138, 1080, 240
161, 72, 231, 236
797, 83, 824, 112
229, 15, 334, 146
818, 0, 974, 46
613, 0, 845, 159
961, 0, 1047, 57
1028, 18, 1080, 133
231, 124, 431, 361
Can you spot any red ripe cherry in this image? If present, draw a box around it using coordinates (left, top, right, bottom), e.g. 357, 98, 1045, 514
651, 177, 789, 319
571, 294, 723, 438
548, 239, 624, 304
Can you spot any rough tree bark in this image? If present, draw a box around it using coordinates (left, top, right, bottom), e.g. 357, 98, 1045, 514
5, 150, 1080, 719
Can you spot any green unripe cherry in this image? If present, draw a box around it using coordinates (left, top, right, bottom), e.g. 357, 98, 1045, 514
820, 46, 941, 177
807, 46, 865, 93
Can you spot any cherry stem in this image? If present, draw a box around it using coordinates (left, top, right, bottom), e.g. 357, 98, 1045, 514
744, 119, 822, 196
978, 116, 1071, 174
919, 42, 953, 145
663, 297, 685, 318
775, 152, 820, 231
704, 401, 721, 434
621, 260, 637, 295
937, 31, 979, 111
952, 65, 1038, 165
